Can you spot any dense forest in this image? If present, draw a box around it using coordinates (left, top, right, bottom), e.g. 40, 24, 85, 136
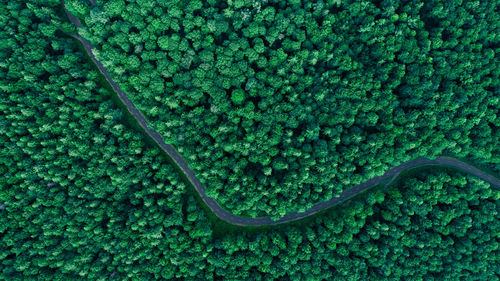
70, 0, 500, 217
1, 0, 499, 280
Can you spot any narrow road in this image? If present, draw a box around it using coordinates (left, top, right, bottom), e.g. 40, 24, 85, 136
63, 3, 500, 226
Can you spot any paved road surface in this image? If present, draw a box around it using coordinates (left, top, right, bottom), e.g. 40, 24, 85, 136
63, 3, 500, 226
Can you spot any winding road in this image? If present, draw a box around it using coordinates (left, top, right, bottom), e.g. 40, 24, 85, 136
63, 2, 500, 226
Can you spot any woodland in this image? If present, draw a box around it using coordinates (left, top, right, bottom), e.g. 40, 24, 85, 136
0, 0, 499, 280
70, 0, 499, 218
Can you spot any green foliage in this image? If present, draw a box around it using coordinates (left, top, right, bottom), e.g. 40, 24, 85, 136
231, 89, 245, 105
65, 0, 89, 18
1, 1, 499, 280
157, 36, 170, 50
103, 0, 125, 17
76, 0, 500, 218
207, 170, 500, 280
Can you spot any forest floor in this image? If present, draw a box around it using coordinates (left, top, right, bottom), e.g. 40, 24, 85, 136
62, 1, 500, 227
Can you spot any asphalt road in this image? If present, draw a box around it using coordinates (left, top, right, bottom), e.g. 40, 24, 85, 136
63, 2, 500, 226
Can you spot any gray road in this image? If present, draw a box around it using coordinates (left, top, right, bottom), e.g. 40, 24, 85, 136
63, 3, 500, 226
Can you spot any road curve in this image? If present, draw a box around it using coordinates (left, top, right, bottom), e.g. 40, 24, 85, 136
63, 3, 500, 226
